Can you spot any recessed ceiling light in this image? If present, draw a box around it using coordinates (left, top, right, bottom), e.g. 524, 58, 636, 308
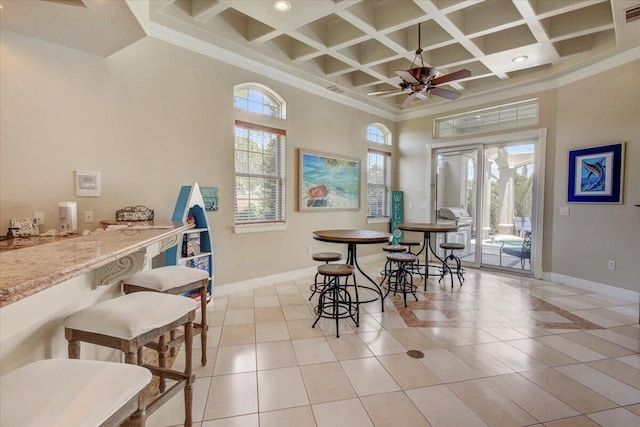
273, 0, 291, 12
512, 55, 528, 63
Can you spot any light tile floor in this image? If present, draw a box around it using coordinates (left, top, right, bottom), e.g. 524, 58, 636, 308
149, 260, 640, 427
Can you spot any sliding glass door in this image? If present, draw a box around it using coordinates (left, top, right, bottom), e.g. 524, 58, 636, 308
433, 140, 537, 274
480, 143, 535, 272
434, 148, 479, 265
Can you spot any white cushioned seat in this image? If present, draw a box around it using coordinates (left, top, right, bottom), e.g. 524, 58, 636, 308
0, 359, 151, 427
123, 266, 209, 292
63, 292, 197, 340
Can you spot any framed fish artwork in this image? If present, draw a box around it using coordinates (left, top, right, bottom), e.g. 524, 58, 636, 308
299, 149, 360, 212
567, 142, 625, 203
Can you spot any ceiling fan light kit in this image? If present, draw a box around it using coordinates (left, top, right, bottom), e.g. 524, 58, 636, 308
368, 22, 471, 108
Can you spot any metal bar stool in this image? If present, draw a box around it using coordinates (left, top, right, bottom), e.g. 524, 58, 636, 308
63, 292, 197, 427
399, 239, 423, 278
122, 266, 210, 366
312, 263, 357, 338
309, 252, 342, 300
382, 252, 418, 307
0, 359, 152, 427
380, 245, 407, 283
439, 242, 465, 287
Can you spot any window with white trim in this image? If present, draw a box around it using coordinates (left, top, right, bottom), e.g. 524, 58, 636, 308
367, 123, 390, 145
233, 84, 286, 226
234, 83, 286, 119
434, 99, 538, 138
366, 124, 392, 218
234, 121, 286, 224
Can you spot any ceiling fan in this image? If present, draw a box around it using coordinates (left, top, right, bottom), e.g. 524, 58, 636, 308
368, 23, 471, 108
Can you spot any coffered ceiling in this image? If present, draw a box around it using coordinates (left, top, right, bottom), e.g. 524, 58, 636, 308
2, 0, 640, 119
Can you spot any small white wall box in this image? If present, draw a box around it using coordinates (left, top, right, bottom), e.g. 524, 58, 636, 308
75, 170, 101, 197
58, 201, 78, 233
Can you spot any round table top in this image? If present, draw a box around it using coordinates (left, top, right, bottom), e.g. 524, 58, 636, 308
398, 223, 458, 233
313, 229, 391, 244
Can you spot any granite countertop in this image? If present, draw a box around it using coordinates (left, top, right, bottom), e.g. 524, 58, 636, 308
0, 221, 193, 307
0, 234, 80, 251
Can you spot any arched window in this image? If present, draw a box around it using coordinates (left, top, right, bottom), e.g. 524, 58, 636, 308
366, 124, 392, 218
234, 83, 286, 119
233, 84, 287, 228
367, 123, 390, 145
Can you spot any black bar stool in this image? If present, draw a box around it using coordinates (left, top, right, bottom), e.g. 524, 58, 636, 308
312, 263, 357, 338
309, 252, 342, 300
439, 242, 465, 287
380, 245, 407, 284
382, 252, 418, 307
399, 239, 423, 278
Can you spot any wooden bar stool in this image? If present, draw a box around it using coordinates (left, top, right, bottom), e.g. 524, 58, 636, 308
309, 252, 342, 300
312, 263, 357, 338
122, 266, 210, 366
382, 252, 418, 307
439, 242, 466, 287
0, 359, 152, 427
63, 292, 197, 427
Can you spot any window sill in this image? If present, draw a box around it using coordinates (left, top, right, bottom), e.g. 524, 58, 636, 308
367, 217, 390, 224
234, 223, 287, 234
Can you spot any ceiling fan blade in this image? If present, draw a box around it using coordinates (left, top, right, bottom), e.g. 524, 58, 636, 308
428, 87, 462, 100
367, 88, 403, 96
430, 69, 471, 86
400, 92, 417, 108
395, 70, 420, 84
416, 93, 429, 100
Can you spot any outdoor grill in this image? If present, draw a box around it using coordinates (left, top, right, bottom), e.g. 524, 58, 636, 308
436, 207, 473, 252
437, 207, 473, 229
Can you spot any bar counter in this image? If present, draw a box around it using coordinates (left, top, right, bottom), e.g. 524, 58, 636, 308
0, 221, 192, 307
0, 220, 194, 374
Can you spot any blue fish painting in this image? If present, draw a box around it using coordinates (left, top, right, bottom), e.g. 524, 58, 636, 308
580, 156, 606, 192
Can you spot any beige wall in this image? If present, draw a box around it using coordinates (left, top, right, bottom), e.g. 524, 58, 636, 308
552, 60, 640, 291
0, 31, 396, 286
398, 61, 639, 293
1, 29, 638, 294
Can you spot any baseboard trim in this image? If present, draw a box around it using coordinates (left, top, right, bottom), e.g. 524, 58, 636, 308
546, 272, 638, 304
214, 260, 638, 305
212, 253, 386, 297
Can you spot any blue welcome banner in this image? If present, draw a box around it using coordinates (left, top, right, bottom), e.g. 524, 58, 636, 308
391, 191, 404, 245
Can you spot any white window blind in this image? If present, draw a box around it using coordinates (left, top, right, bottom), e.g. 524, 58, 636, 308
234, 120, 286, 224
367, 149, 391, 218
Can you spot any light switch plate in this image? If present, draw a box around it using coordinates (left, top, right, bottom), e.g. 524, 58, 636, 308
34, 212, 45, 225
559, 206, 570, 216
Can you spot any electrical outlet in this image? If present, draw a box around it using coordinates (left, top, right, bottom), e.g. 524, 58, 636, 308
84, 211, 94, 224
608, 260, 616, 270
34, 212, 45, 225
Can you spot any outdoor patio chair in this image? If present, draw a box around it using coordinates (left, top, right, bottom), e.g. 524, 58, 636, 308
500, 231, 531, 269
